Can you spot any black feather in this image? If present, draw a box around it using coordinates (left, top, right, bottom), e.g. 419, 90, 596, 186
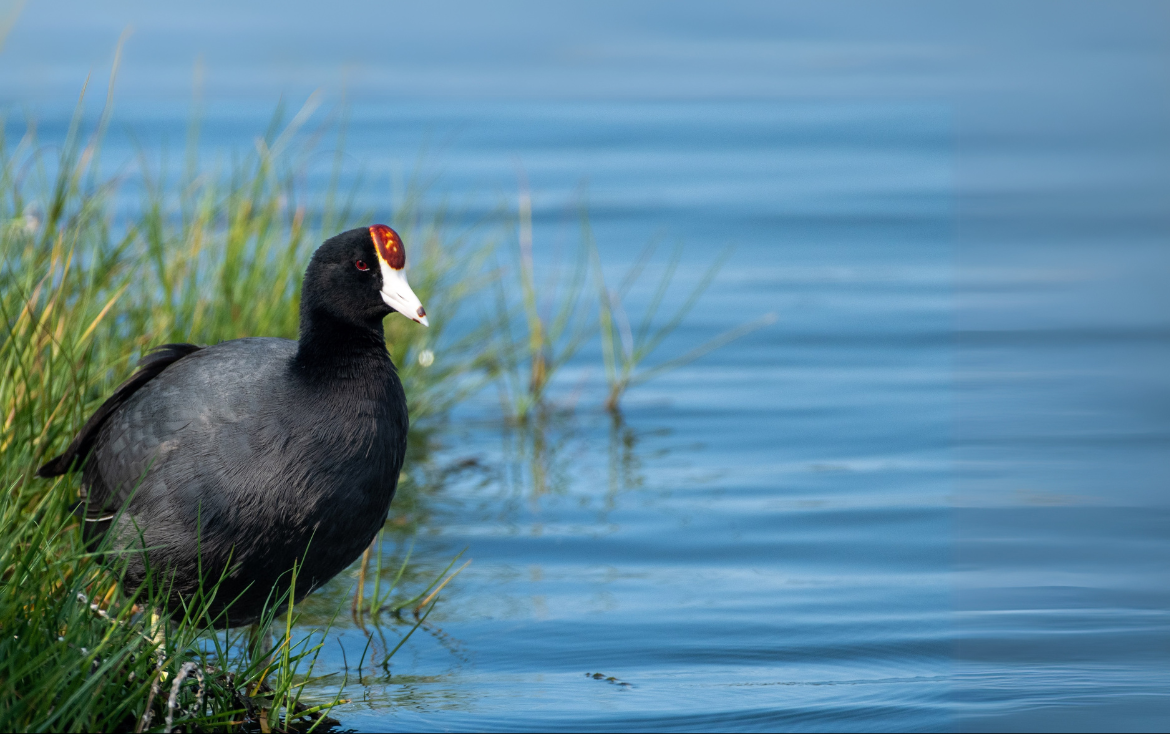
37, 343, 203, 478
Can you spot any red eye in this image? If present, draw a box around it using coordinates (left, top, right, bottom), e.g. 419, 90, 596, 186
355, 260, 370, 271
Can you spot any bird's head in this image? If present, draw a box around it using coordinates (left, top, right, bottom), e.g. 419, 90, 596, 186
303, 224, 429, 328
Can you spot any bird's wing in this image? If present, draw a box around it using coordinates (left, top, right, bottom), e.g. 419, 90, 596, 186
72, 338, 296, 538
37, 343, 204, 479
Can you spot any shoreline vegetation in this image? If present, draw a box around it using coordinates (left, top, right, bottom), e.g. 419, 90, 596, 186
0, 71, 770, 731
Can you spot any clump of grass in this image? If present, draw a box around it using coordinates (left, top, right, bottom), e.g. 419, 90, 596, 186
0, 110, 336, 728
0, 69, 488, 729
488, 190, 776, 419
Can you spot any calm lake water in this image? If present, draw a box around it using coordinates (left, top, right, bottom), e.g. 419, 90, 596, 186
7, 4, 1170, 731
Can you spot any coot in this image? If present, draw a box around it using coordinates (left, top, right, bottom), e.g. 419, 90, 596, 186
38, 225, 427, 627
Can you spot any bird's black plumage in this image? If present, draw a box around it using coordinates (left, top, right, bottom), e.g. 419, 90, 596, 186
38, 226, 418, 627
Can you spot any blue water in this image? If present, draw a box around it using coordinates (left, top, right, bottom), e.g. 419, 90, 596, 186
5, 3, 1170, 731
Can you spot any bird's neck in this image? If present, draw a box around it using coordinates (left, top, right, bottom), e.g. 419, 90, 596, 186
293, 307, 393, 382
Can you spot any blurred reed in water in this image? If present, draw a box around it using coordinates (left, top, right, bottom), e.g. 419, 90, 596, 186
585, 216, 777, 413
488, 175, 593, 422
489, 187, 774, 420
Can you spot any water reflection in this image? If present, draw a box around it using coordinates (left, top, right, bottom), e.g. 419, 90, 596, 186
499, 405, 582, 501
607, 411, 646, 508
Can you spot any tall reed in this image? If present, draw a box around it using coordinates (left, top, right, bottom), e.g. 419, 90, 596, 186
490, 179, 594, 422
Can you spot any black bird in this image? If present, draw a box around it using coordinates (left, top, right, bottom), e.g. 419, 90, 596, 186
38, 225, 428, 627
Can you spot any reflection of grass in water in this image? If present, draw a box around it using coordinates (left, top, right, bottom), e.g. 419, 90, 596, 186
607, 411, 644, 505
493, 401, 582, 499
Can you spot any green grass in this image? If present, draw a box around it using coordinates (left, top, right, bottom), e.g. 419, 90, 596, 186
0, 78, 486, 730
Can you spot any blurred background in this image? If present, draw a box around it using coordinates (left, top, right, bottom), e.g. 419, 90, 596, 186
3, 1, 1168, 731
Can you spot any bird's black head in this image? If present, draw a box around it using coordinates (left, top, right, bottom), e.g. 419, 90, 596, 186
300, 225, 429, 330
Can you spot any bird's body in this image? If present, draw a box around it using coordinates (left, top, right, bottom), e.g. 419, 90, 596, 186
38, 225, 427, 627
79, 337, 405, 625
